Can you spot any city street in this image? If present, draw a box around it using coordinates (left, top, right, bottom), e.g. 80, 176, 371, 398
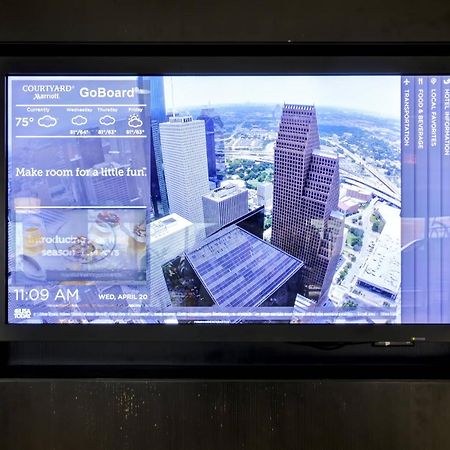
338, 198, 379, 291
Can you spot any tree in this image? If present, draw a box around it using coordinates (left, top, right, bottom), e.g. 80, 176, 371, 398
349, 227, 364, 238
347, 228, 363, 251
257, 173, 267, 182
342, 300, 358, 309
351, 237, 362, 249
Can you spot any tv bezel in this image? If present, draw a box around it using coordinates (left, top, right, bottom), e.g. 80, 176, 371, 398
2, 42, 450, 343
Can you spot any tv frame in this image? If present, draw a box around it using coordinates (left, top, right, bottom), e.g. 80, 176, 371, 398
2, 42, 450, 343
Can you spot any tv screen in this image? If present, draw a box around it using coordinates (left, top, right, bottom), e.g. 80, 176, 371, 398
5, 73, 448, 326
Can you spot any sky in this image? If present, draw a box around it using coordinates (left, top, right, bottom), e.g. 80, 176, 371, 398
163, 76, 401, 119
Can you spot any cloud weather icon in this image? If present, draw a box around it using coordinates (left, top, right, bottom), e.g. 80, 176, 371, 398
99, 115, 116, 126
128, 114, 143, 128
37, 115, 57, 128
71, 115, 88, 126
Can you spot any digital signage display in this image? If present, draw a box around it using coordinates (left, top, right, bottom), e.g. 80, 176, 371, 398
6, 74, 449, 324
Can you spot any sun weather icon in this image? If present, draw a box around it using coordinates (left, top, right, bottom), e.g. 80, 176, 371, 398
128, 114, 143, 128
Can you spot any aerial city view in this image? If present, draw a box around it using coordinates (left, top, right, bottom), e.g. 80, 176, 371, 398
149, 76, 401, 324
7, 75, 401, 324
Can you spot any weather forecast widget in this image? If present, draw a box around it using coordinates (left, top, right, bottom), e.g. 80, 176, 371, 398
10, 77, 147, 139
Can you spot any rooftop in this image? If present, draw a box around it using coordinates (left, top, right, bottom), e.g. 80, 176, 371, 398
330, 209, 345, 221
167, 115, 193, 124
313, 145, 338, 159
283, 104, 315, 112
150, 213, 193, 241
346, 185, 372, 196
338, 196, 360, 210
202, 183, 246, 202
185, 225, 304, 308
357, 203, 401, 295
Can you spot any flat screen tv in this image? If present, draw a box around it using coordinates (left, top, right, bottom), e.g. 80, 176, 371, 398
1, 43, 450, 342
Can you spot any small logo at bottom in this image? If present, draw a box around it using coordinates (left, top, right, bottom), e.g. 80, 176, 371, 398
14, 308, 31, 319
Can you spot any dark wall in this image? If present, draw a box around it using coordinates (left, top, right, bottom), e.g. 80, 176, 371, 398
1, 379, 449, 450
0, 0, 450, 43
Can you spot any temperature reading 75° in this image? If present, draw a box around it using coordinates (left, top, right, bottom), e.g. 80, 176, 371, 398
15, 117, 34, 127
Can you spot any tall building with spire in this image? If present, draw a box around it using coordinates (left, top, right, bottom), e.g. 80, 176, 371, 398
271, 104, 344, 302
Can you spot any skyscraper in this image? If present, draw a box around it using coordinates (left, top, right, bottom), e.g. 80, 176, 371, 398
159, 115, 210, 239
149, 76, 167, 123
138, 76, 169, 218
197, 110, 217, 184
271, 104, 344, 302
202, 182, 248, 236
151, 121, 170, 215
197, 108, 226, 183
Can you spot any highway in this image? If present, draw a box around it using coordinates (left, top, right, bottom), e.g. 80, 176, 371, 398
323, 137, 400, 197
340, 170, 401, 208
